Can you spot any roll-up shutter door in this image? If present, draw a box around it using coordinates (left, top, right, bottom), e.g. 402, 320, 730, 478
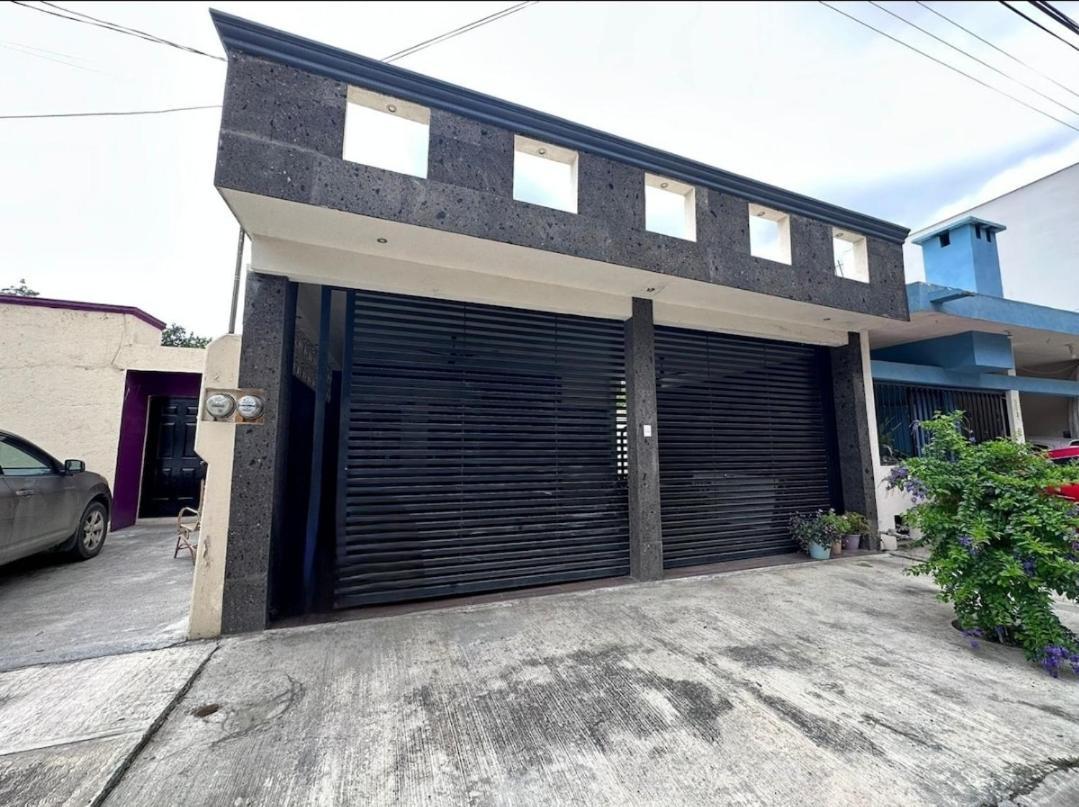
335, 290, 629, 608
654, 325, 837, 568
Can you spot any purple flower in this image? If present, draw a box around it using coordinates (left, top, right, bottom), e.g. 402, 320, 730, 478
961, 627, 983, 649
907, 478, 929, 503
886, 466, 909, 490
958, 535, 973, 548
1040, 645, 1074, 678
1021, 557, 1037, 577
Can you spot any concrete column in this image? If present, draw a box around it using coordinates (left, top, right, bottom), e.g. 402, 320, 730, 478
1005, 369, 1026, 443
221, 272, 296, 634
625, 297, 663, 580
188, 335, 241, 639
829, 332, 881, 550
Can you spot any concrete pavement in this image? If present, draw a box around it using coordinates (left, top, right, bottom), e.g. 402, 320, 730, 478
0, 643, 214, 807
0, 521, 193, 671
99, 554, 1079, 806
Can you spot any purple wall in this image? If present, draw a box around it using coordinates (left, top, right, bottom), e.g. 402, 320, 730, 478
113, 370, 202, 530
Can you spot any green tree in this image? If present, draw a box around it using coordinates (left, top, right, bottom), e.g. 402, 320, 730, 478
1, 278, 40, 297
888, 412, 1079, 676
161, 323, 211, 348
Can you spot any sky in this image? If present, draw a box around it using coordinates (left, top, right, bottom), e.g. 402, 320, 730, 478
1, 1, 1077, 336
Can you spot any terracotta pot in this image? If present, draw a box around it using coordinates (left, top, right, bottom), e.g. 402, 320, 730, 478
843, 534, 861, 551
831, 539, 843, 557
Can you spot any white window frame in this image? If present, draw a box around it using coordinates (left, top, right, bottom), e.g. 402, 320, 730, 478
832, 227, 870, 283
343, 86, 430, 178
645, 174, 696, 241
748, 203, 792, 264
512, 135, 578, 214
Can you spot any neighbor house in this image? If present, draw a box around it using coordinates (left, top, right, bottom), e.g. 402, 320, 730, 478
0, 295, 205, 529
194, 11, 911, 634
868, 169, 1079, 532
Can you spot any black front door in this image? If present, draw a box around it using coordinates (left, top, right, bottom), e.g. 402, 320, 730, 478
139, 396, 201, 518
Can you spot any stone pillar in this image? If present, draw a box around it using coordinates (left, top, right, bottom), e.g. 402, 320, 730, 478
829, 332, 880, 550
221, 272, 296, 634
625, 297, 663, 580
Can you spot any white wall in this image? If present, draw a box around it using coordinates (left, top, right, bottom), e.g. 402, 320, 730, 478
0, 302, 204, 488
902, 164, 1079, 312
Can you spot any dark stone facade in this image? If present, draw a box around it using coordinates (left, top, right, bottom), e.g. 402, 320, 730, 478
829, 332, 880, 549
625, 298, 663, 580
216, 53, 902, 628
222, 272, 295, 634
215, 53, 908, 322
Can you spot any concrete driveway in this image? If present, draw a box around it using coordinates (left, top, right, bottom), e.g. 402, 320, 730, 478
101, 554, 1079, 806
0, 521, 192, 670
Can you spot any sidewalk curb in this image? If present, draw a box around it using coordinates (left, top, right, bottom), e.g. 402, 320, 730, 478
90, 641, 219, 807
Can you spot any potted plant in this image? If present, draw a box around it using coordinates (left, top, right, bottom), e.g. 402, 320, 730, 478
822, 511, 846, 556
789, 511, 836, 560
840, 512, 868, 551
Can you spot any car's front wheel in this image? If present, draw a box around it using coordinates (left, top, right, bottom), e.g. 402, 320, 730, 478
68, 501, 108, 560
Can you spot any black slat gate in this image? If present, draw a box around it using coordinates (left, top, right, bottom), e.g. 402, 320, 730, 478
335, 290, 629, 608
654, 325, 837, 568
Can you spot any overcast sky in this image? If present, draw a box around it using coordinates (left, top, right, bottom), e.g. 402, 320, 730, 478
2, 1, 1077, 336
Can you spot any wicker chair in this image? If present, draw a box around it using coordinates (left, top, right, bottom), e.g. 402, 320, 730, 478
175, 479, 205, 562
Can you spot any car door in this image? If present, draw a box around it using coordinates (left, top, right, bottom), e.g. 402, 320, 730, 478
0, 437, 77, 557
0, 477, 19, 564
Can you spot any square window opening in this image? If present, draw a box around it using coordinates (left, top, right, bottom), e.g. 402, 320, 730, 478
513, 136, 578, 214
748, 204, 791, 264
645, 175, 696, 240
832, 228, 870, 283
939, 231, 950, 248
343, 87, 430, 178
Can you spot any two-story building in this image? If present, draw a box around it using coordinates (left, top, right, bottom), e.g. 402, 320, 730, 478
198, 11, 911, 634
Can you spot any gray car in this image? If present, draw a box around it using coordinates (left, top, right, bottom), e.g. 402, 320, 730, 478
0, 431, 112, 566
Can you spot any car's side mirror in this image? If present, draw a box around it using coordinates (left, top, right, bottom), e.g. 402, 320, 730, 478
64, 459, 85, 474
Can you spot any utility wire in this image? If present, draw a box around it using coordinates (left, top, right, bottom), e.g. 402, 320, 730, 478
10, 1, 225, 61
0, 40, 104, 73
1030, 0, 1079, 37
915, 1, 1079, 102
998, 0, 1079, 53
868, 0, 1079, 118
3, 1, 537, 120
0, 104, 222, 120
383, 0, 538, 62
817, 1, 1079, 132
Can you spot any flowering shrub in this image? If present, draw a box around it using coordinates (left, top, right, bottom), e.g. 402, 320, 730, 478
887, 412, 1079, 676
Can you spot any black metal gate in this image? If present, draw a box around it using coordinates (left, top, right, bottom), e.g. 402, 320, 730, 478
335, 290, 629, 608
873, 382, 1010, 463
654, 325, 837, 568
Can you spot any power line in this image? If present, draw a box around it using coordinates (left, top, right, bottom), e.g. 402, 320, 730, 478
998, 0, 1079, 53
817, 1, 1079, 132
10, 1, 225, 61
383, 1, 538, 63
3, 2, 535, 120
915, 1, 1079, 102
0, 40, 104, 73
0, 104, 221, 120
1030, 1, 1079, 37
867, 0, 1079, 118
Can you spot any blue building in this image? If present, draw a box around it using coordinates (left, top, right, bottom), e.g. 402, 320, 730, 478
869, 214, 1079, 532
